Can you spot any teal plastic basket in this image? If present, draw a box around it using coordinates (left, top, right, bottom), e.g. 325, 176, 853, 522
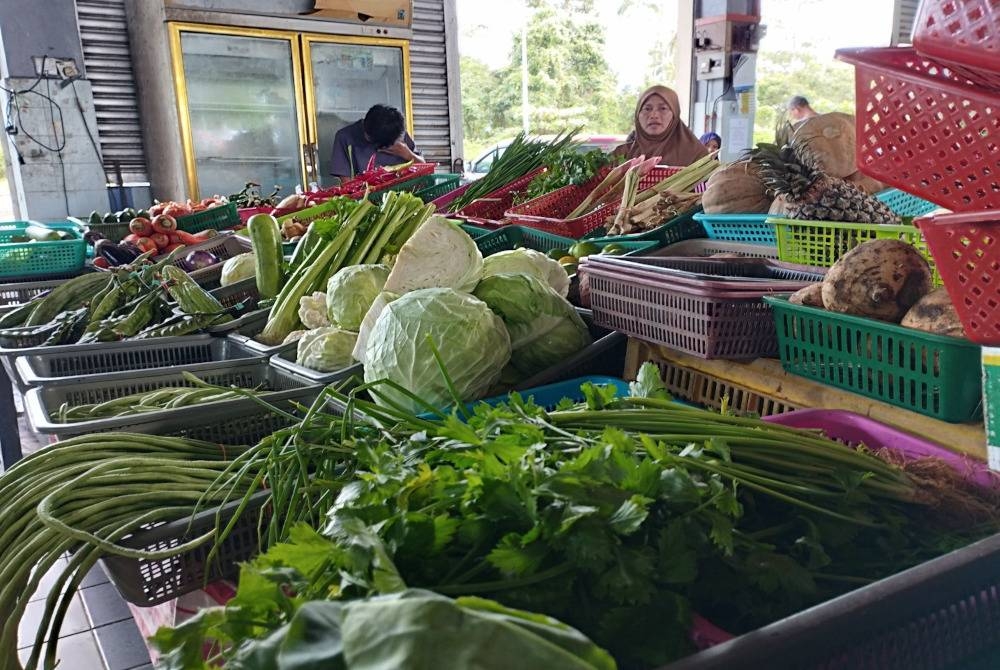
368, 174, 437, 205
461, 224, 492, 240
474, 226, 656, 258
875, 188, 941, 218
586, 207, 707, 247
693, 212, 776, 245
176, 203, 240, 234
0, 221, 86, 280
415, 174, 462, 203
420, 376, 631, 419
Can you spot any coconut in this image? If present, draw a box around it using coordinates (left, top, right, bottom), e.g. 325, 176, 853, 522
901, 287, 966, 338
821, 239, 933, 322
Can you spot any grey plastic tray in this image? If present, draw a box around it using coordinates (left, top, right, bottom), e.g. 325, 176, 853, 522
655, 239, 780, 260
203, 279, 268, 334
225, 313, 297, 357
270, 349, 363, 385
14, 334, 261, 387
24, 358, 321, 438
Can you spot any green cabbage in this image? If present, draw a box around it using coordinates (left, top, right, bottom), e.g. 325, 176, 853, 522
364, 288, 510, 412
474, 273, 591, 375
481, 248, 570, 298
296, 326, 358, 372
220, 252, 256, 286
298, 292, 330, 329
352, 290, 399, 365
326, 263, 390, 330
384, 216, 483, 294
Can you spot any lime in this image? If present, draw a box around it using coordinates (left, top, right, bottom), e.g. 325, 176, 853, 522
557, 255, 578, 266
547, 247, 569, 260
601, 243, 627, 255
569, 241, 600, 258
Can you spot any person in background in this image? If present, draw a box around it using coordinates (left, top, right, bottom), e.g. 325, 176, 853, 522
786, 95, 819, 124
330, 104, 424, 180
615, 85, 708, 166
776, 95, 820, 146
699, 132, 722, 153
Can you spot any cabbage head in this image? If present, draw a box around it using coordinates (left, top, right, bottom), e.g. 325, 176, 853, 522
364, 288, 510, 412
296, 326, 358, 372
481, 248, 570, 298
298, 292, 330, 329
383, 216, 483, 294
326, 263, 390, 330
474, 273, 591, 375
220, 252, 256, 287
352, 290, 399, 365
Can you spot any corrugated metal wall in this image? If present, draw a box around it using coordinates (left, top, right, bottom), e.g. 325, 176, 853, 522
411, 0, 453, 165
892, 0, 920, 45
76, 0, 149, 184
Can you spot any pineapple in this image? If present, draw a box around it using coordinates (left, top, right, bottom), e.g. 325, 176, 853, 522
749, 143, 899, 225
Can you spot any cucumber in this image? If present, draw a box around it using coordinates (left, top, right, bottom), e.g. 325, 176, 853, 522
247, 213, 284, 299
24, 224, 63, 242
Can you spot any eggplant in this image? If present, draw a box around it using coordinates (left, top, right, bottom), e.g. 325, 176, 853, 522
94, 239, 141, 266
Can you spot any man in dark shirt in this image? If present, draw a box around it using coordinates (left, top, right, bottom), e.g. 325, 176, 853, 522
329, 104, 424, 180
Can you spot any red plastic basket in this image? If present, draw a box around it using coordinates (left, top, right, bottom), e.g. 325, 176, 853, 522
913, 0, 1000, 90
504, 183, 617, 238
835, 46, 1000, 213
915, 210, 1000, 344
446, 167, 546, 222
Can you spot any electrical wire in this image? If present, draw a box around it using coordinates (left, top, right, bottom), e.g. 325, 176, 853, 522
44, 75, 70, 214
3, 55, 68, 154
70, 78, 106, 173
709, 54, 750, 133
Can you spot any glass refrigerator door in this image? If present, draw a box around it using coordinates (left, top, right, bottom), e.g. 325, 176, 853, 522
171, 26, 307, 199
304, 37, 411, 186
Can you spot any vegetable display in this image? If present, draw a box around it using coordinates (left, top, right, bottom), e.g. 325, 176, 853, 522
448, 132, 579, 212
521, 146, 615, 202
255, 192, 434, 346
326, 264, 390, 331
143, 371, 999, 669
51, 372, 263, 423
0, 252, 239, 347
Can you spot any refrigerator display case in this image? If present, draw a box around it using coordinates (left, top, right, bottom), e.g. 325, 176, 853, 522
167, 22, 412, 200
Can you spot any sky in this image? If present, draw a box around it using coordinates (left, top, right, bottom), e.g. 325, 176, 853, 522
455, 0, 898, 90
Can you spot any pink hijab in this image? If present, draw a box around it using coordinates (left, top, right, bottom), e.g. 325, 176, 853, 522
616, 85, 709, 166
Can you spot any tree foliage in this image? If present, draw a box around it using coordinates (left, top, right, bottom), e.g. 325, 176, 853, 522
753, 50, 856, 144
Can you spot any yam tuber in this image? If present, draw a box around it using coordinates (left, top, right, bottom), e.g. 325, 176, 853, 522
821, 239, 932, 322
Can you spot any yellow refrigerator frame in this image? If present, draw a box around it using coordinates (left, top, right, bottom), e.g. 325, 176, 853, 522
168, 22, 413, 200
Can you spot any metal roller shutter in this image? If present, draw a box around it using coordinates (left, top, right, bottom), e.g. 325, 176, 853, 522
411, 0, 454, 165
76, 0, 149, 184
892, 0, 920, 45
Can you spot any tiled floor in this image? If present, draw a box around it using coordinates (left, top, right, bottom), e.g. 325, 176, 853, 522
14, 393, 153, 670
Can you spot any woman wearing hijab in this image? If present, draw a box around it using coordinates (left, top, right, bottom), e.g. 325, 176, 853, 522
616, 85, 709, 166
699, 132, 722, 153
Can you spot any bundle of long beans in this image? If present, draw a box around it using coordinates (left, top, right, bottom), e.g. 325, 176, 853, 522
52, 372, 266, 423
0, 434, 258, 670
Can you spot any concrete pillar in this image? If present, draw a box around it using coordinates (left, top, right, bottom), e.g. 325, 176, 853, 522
0, 0, 108, 220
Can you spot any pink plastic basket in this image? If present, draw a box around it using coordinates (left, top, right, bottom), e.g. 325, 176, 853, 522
835, 46, 1000, 212
581, 256, 822, 360
764, 409, 995, 489
504, 183, 617, 238
435, 167, 546, 223
912, 0, 1000, 90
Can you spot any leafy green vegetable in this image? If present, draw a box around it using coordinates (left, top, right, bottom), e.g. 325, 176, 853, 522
481, 247, 570, 298
383, 216, 484, 295
296, 326, 358, 372
363, 288, 511, 412
325, 264, 389, 331
522, 148, 615, 202
474, 273, 591, 375
220, 252, 256, 287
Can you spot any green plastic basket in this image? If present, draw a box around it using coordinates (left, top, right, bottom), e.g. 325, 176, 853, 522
770, 217, 942, 284
585, 207, 706, 248
474, 225, 655, 258
368, 174, 437, 205
876, 188, 941, 218
461, 224, 492, 240
765, 295, 982, 422
176, 202, 240, 234
415, 174, 462, 203
0, 222, 86, 280
70, 216, 131, 243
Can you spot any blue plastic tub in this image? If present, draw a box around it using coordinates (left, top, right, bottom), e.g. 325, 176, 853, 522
421, 376, 632, 419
